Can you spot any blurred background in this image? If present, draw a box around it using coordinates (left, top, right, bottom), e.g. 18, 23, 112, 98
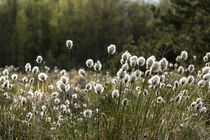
0, 0, 209, 72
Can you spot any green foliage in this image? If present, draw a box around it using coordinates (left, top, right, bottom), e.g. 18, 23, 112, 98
0, 0, 209, 73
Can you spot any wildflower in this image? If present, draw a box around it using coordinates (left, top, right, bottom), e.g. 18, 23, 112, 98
121, 51, 131, 61
49, 85, 54, 90
36, 55, 43, 63
148, 75, 160, 86
86, 59, 94, 68
144, 70, 151, 78
157, 96, 165, 103
136, 86, 141, 91
202, 67, 210, 75
21, 97, 27, 105
2, 69, 9, 76
85, 83, 92, 91
51, 92, 59, 98
38, 72, 48, 81
150, 61, 160, 73
179, 77, 188, 86
178, 66, 184, 74
60, 75, 69, 84
54, 98, 60, 104
203, 73, 210, 81
112, 89, 119, 99
25, 63, 31, 72
200, 107, 207, 113
174, 63, 178, 68
122, 63, 129, 71
191, 102, 196, 108
129, 56, 138, 67
32, 66, 39, 74
27, 91, 34, 99
83, 109, 93, 118
146, 56, 156, 69
137, 57, 145, 66
180, 51, 188, 60
3, 92, 9, 98
122, 98, 128, 106
176, 55, 181, 62
188, 65, 195, 73
41, 105, 47, 111
66, 40, 73, 49
60, 69, 67, 75
159, 58, 168, 71
29, 78, 34, 84
94, 60, 102, 71
188, 75, 194, 84
72, 94, 78, 99
198, 80, 206, 87
117, 69, 126, 79
203, 55, 208, 62
11, 74, 18, 80
78, 69, 86, 77
130, 72, 136, 84
107, 44, 116, 54
94, 84, 104, 94
192, 55, 197, 60
196, 103, 202, 111
135, 70, 142, 78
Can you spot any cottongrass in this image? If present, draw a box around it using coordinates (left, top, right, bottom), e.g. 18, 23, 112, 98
0, 44, 210, 140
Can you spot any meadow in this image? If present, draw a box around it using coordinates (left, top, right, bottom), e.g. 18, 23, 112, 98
0, 42, 210, 140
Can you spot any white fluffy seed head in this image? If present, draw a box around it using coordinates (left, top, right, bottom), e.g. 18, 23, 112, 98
203, 55, 208, 62
178, 66, 184, 74
137, 57, 145, 66
2, 69, 9, 76
202, 67, 210, 75
159, 58, 168, 71
117, 69, 126, 79
107, 44, 116, 54
11, 74, 18, 80
123, 73, 130, 83
85, 83, 92, 91
112, 89, 119, 99
25, 63, 31, 72
86, 59, 94, 68
188, 65, 195, 73
66, 40, 73, 49
179, 77, 188, 86
200, 107, 207, 113
198, 80, 206, 87
203, 73, 210, 82
150, 61, 160, 73
94, 84, 104, 94
94, 61, 102, 72
129, 56, 138, 67
122, 63, 129, 71
36, 55, 43, 63
122, 98, 128, 106
121, 51, 131, 61
78, 69, 86, 77
54, 98, 60, 104
146, 56, 156, 69
38, 73, 48, 81
148, 75, 160, 86
188, 75, 194, 84
32, 66, 39, 74
157, 96, 165, 103
180, 51, 188, 61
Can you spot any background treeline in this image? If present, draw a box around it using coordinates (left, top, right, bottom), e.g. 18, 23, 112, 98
0, 0, 210, 72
